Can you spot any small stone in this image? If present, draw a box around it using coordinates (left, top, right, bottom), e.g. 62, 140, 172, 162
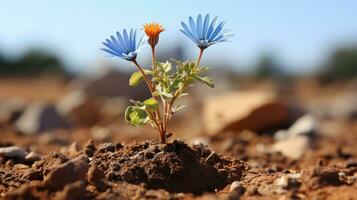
275, 114, 316, 140
90, 126, 112, 142
275, 173, 301, 194
229, 181, 244, 194
345, 160, 357, 168
60, 143, 81, 157
272, 136, 310, 160
84, 140, 96, 157
0, 146, 28, 160
25, 151, 42, 162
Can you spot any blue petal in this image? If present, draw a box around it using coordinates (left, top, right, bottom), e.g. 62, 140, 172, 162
209, 21, 226, 41
189, 16, 198, 38
202, 14, 210, 39
101, 48, 121, 57
123, 29, 131, 52
116, 31, 129, 52
103, 40, 122, 54
181, 22, 198, 42
110, 36, 125, 53
180, 29, 198, 44
196, 14, 203, 39
133, 30, 138, 49
206, 16, 218, 39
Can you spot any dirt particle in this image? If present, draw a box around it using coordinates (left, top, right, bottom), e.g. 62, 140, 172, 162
43, 155, 89, 191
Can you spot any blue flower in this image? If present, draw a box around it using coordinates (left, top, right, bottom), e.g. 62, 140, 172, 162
180, 14, 232, 49
101, 29, 145, 61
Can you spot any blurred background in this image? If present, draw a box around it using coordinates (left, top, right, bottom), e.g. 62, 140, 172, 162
0, 0, 356, 152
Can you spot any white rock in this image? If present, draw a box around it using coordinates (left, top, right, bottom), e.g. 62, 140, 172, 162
25, 151, 42, 162
229, 181, 243, 192
275, 114, 316, 140
272, 136, 309, 160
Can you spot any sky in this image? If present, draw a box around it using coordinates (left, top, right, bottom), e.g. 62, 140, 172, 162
1, 0, 357, 73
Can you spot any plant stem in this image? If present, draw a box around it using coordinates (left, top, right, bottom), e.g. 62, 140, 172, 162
149, 47, 166, 144
195, 48, 204, 70
164, 48, 205, 130
132, 60, 154, 93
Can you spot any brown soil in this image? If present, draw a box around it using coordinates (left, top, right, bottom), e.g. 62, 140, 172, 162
0, 78, 357, 199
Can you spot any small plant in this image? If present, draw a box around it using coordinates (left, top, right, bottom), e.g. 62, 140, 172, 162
101, 14, 232, 144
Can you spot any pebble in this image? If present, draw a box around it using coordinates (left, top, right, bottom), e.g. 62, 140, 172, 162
25, 151, 42, 162
229, 181, 244, 194
0, 146, 28, 160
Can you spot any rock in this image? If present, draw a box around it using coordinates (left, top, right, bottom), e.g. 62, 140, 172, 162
15, 102, 71, 134
25, 152, 42, 162
275, 173, 301, 194
345, 160, 357, 168
56, 90, 100, 127
43, 155, 89, 191
83, 139, 96, 157
0, 146, 28, 160
272, 136, 310, 160
60, 143, 81, 157
229, 181, 244, 194
203, 91, 289, 135
69, 67, 150, 100
90, 126, 113, 142
99, 97, 127, 117
275, 114, 316, 140
0, 98, 26, 125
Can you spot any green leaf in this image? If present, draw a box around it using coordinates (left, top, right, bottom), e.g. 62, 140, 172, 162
196, 76, 215, 88
124, 106, 149, 127
143, 98, 158, 110
129, 70, 152, 86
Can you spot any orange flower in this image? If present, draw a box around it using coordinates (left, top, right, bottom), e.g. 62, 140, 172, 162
143, 22, 164, 47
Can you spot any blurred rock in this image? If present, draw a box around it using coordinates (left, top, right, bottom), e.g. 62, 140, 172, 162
15, 102, 71, 134
99, 97, 127, 118
275, 114, 316, 140
60, 143, 81, 157
203, 91, 289, 135
69, 67, 150, 100
57, 90, 100, 127
90, 126, 113, 142
25, 151, 42, 162
0, 98, 26, 125
0, 146, 28, 160
272, 136, 310, 160
274, 173, 301, 194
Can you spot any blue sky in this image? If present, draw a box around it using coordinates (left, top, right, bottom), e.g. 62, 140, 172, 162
1, 0, 357, 73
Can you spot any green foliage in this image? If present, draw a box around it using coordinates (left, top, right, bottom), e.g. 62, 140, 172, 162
323, 46, 357, 79
0, 49, 66, 76
129, 70, 152, 86
124, 59, 214, 130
